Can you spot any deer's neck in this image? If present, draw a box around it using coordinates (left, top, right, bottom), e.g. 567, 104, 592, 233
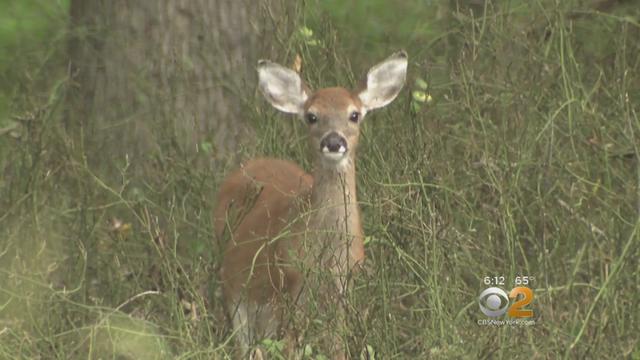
311, 161, 359, 229
306, 158, 364, 271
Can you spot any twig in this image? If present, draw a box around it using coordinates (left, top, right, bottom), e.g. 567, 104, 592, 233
0, 123, 19, 136
114, 290, 161, 313
557, 199, 607, 239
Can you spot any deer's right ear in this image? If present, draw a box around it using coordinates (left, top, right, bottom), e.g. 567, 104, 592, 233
257, 60, 308, 115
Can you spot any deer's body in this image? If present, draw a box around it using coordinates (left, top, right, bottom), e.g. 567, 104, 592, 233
215, 158, 312, 300
215, 52, 408, 359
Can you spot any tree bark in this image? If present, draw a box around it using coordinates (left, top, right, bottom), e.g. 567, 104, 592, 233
65, 0, 293, 303
67, 0, 290, 173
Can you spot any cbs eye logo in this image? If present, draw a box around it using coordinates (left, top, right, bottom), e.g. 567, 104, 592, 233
478, 287, 534, 318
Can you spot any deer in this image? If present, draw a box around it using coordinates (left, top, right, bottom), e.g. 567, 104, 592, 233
214, 51, 408, 359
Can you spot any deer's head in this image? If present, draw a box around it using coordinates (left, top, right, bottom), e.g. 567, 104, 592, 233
257, 51, 408, 170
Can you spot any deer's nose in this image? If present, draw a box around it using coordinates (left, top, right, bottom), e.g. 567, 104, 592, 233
320, 132, 348, 154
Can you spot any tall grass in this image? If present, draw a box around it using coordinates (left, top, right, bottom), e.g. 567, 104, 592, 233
1, 0, 639, 358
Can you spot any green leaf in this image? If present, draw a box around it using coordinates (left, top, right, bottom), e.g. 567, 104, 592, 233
415, 77, 428, 90
199, 141, 213, 154
298, 26, 314, 39
412, 90, 427, 103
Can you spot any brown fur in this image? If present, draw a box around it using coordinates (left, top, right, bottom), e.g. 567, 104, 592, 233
216, 51, 407, 358
216, 92, 366, 359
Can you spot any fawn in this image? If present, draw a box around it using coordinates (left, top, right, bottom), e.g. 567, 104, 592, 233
214, 51, 408, 359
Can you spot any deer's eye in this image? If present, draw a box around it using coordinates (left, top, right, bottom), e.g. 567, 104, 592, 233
306, 113, 318, 124
349, 111, 360, 123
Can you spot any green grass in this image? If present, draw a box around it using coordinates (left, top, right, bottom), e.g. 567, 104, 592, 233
1, 0, 639, 359
0, 0, 68, 127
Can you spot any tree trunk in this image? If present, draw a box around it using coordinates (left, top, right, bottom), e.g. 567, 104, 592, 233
65, 0, 293, 302
67, 0, 290, 173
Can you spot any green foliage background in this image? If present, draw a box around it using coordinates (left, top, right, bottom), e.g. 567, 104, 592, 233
1, 0, 639, 359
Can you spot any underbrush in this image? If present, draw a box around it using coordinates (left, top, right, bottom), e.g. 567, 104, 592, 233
1, 0, 639, 358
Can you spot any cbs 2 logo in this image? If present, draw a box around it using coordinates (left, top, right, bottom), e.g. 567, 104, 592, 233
478, 287, 534, 318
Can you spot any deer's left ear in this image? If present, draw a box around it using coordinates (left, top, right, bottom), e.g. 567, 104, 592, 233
357, 51, 408, 112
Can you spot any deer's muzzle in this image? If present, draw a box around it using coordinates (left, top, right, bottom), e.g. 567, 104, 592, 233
320, 132, 348, 155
